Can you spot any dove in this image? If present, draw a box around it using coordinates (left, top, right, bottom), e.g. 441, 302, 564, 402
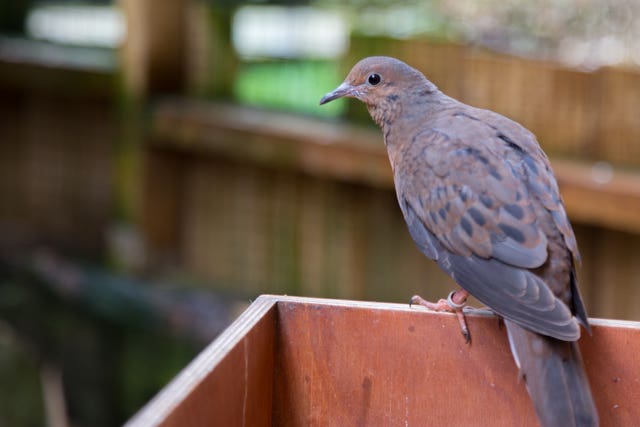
320, 56, 598, 427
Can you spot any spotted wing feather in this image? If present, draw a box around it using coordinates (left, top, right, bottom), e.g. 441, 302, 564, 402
396, 120, 580, 340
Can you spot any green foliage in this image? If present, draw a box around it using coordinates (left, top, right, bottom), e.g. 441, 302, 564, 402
234, 60, 346, 116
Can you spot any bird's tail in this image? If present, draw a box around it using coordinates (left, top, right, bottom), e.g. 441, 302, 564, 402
505, 320, 599, 427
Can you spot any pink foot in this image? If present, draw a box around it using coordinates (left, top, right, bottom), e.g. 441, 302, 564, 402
410, 289, 472, 343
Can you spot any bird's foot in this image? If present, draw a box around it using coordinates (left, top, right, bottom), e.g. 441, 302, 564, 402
410, 289, 471, 344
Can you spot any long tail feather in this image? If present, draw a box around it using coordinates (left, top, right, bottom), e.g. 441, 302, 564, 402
505, 320, 598, 427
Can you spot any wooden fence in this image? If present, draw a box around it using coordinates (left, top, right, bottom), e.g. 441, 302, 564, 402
146, 101, 640, 322
2, 4, 640, 323
0, 43, 116, 255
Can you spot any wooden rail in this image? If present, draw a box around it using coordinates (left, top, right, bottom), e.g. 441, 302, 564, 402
0, 37, 115, 98
150, 100, 640, 235
126, 295, 640, 426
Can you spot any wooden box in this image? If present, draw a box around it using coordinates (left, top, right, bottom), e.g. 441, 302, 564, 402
126, 295, 640, 426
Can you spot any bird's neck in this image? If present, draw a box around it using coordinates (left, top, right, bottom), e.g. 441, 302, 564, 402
369, 81, 444, 131
373, 87, 451, 171
366, 99, 401, 130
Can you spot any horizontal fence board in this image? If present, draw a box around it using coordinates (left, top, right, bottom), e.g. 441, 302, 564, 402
150, 100, 640, 235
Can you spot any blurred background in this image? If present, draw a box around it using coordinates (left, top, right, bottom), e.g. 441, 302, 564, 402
1, 0, 640, 425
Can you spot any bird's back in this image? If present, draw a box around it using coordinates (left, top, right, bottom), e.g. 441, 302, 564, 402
388, 98, 589, 334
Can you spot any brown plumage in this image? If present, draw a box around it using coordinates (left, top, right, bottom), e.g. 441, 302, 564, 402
320, 56, 598, 427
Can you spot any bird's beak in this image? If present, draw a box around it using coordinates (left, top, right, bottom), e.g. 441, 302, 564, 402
319, 82, 353, 105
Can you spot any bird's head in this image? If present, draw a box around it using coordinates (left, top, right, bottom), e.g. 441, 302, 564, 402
320, 56, 435, 127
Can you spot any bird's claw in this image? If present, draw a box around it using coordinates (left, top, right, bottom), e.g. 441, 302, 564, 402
410, 290, 472, 344
456, 309, 471, 344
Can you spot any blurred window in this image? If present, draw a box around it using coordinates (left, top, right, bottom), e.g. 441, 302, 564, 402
25, 3, 124, 48
0, 1, 121, 71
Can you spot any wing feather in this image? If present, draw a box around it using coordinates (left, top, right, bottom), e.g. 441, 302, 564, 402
396, 123, 582, 340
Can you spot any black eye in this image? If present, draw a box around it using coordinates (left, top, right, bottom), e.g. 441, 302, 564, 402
367, 73, 381, 85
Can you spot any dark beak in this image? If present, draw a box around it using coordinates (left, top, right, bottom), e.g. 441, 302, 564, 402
319, 82, 353, 105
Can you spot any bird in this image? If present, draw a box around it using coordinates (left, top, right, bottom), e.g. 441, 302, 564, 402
320, 56, 598, 427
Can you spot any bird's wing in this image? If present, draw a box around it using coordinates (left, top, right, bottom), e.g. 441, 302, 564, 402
401, 127, 548, 267
398, 128, 580, 340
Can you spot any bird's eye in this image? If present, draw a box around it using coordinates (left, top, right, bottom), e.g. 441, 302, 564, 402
367, 73, 381, 85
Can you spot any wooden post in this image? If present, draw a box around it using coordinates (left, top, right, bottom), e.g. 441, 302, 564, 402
114, 0, 189, 269
118, 0, 189, 99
